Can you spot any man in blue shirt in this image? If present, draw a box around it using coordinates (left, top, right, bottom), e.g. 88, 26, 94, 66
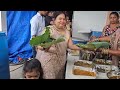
30, 11, 48, 58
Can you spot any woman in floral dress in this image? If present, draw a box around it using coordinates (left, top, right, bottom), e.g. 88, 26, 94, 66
102, 12, 120, 36
92, 27, 120, 71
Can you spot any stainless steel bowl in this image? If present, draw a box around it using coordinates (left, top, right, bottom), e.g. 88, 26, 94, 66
107, 71, 120, 79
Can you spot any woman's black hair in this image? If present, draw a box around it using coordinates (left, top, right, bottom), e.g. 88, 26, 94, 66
110, 12, 119, 18
23, 58, 43, 79
53, 11, 67, 20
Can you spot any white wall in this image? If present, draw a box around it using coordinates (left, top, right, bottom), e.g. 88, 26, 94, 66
0, 11, 7, 34
72, 11, 108, 40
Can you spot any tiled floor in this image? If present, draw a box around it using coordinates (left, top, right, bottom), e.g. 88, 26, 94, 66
10, 64, 23, 79
9, 53, 78, 79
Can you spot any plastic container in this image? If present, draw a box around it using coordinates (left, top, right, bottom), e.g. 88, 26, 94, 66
91, 31, 102, 38
0, 32, 10, 79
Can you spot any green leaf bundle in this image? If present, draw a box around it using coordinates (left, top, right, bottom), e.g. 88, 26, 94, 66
30, 26, 65, 48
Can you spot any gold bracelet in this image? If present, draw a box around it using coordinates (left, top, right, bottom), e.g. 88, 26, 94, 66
101, 49, 105, 54
106, 49, 109, 54
102, 49, 109, 54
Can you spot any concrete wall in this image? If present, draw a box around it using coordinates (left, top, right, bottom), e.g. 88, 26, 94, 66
0, 11, 7, 34
72, 11, 108, 41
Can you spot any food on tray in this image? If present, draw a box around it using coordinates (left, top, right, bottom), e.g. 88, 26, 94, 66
96, 66, 111, 73
106, 60, 112, 65
73, 63, 96, 77
93, 59, 105, 64
93, 59, 112, 65
70, 50, 79, 56
74, 61, 93, 68
107, 71, 120, 79
73, 69, 96, 77
96, 67, 106, 73
81, 50, 95, 61
109, 76, 120, 79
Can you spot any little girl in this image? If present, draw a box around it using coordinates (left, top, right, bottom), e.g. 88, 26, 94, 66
22, 58, 43, 79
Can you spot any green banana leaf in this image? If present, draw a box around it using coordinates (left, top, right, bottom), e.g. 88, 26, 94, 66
30, 27, 52, 46
76, 43, 96, 50
30, 26, 65, 48
39, 37, 65, 48
76, 41, 110, 50
87, 41, 110, 49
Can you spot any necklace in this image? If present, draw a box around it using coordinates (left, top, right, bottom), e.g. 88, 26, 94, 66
53, 25, 66, 35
